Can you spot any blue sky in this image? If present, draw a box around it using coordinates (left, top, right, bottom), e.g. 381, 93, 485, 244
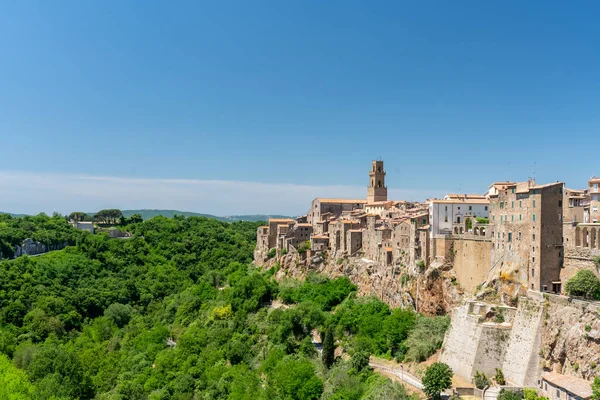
1, 1, 599, 215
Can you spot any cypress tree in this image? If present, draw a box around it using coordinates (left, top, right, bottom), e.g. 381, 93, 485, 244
322, 327, 335, 369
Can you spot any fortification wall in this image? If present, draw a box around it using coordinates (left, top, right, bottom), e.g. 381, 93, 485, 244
453, 238, 491, 294
501, 297, 543, 386
440, 303, 481, 379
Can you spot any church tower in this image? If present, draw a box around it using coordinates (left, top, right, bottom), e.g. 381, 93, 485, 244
367, 160, 387, 203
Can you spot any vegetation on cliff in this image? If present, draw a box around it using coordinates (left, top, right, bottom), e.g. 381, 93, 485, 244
0, 215, 439, 399
565, 270, 600, 300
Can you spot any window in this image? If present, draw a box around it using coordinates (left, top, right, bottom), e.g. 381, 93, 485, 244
532, 269, 534, 277
457, 216, 461, 223
520, 214, 522, 221
533, 199, 536, 208
485, 206, 488, 211
532, 214, 536, 222
532, 256, 535, 263
493, 215, 495, 221
469, 206, 472, 211
533, 233, 536, 241
458, 206, 461, 210
508, 232, 512, 242
445, 206, 448, 211
500, 202, 504, 209
498, 232, 501, 239
556, 389, 560, 399
422, 218, 426, 224
558, 200, 562, 207
512, 188, 515, 194
512, 215, 515, 222
444, 216, 448, 222
520, 200, 522, 208
512, 201, 514, 208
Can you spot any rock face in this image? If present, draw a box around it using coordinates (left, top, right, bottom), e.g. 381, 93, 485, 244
261, 250, 462, 315
540, 296, 600, 380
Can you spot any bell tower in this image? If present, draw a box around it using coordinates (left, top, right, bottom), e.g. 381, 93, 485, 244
367, 160, 387, 203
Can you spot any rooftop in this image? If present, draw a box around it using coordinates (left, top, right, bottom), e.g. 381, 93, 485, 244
431, 198, 489, 204
542, 372, 593, 399
269, 218, 295, 223
316, 198, 367, 204
311, 235, 329, 240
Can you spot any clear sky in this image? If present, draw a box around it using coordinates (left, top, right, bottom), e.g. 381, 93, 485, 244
1, 1, 599, 215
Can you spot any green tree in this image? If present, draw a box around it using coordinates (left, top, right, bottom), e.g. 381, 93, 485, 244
322, 326, 335, 369
351, 350, 370, 373
268, 356, 323, 400
497, 389, 524, 400
565, 270, 600, 299
68, 212, 89, 222
592, 376, 600, 400
104, 303, 132, 328
0, 353, 35, 399
422, 362, 453, 400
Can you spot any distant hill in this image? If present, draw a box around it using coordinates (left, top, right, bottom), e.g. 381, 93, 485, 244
120, 209, 291, 222
2, 209, 292, 222
0, 212, 29, 218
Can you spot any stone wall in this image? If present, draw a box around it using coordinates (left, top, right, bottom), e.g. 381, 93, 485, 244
502, 297, 543, 386
452, 238, 492, 294
0, 238, 68, 259
441, 297, 543, 386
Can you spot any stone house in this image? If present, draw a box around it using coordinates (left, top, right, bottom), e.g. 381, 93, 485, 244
540, 372, 593, 400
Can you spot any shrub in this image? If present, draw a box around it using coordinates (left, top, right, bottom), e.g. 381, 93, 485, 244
594, 256, 600, 266
416, 260, 425, 272
498, 389, 523, 400
404, 315, 450, 362
476, 217, 489, 224
337, 258, 344, 265
565, 270, 600, 300
473, 371, 490, 389
351, 350, 370, 373
592, 376, 599, 400
298, 241, 311, 254
524, 388, 538, 400
268, 248, 277, 259
495, 368, 506, 385
281, 248, 287, 256
422, 362, 453, 400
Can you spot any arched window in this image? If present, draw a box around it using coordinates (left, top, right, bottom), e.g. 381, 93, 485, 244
378, 180, 381, 187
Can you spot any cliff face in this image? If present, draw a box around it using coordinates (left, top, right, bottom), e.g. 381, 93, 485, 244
261, 250, 462, 316
540, 297, 600, 380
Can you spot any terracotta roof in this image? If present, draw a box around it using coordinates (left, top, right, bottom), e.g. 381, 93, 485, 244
542, 372, 593, 399
431, 198, 489, 204
296, 223, 312, 227
444, 194, 487, 200
342, 220, 359, 224
530, 182, 564, 190
311, 235, 329, 240
316, 198, 367, 204
269, 218, 295, 223
348, 229, 362, 233
589, 177, 600, 184
384, 247, 393, 252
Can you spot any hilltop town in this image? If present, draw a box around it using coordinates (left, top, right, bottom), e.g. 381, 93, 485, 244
255, 160, 600, 398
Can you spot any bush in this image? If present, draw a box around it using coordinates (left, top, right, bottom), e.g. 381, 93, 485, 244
592, 376, 599, 400
495, 368, 506, 385
404, 315, 450, 362
565, 270, 600, 300
281, 248, 287, 256
416, 260, 425, 272
298, 241, 311, 254
498, 389, 523, 400
422, 362, 453, 400
268, 248, 277, 259
593, 256, 600, 266
476, 217, 489, 224
474, 371, 490, 389
351, 350, 370, 373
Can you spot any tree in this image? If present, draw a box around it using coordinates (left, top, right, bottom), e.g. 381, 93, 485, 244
351, 350, 370, 373
268, 356, 323, 400
422, 362, 453, 400
322, 326, 335, 369
0, 353, 35, 400
592, 376, 600, 400
68, 212, 89, 222
104, 303, 132, 328
565, 270, 600, 300
497, 389, 524, 400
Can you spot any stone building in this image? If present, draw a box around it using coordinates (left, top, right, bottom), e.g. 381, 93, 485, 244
307, 198, 366, 232
429, 195, 489, 237
367, 160, 387, 204
540, 372, 593, 400
488, 180, 564, 293
584, 176, 600, 223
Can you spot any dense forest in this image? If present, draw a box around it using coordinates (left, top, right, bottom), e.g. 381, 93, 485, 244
0, 214, 448, 399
